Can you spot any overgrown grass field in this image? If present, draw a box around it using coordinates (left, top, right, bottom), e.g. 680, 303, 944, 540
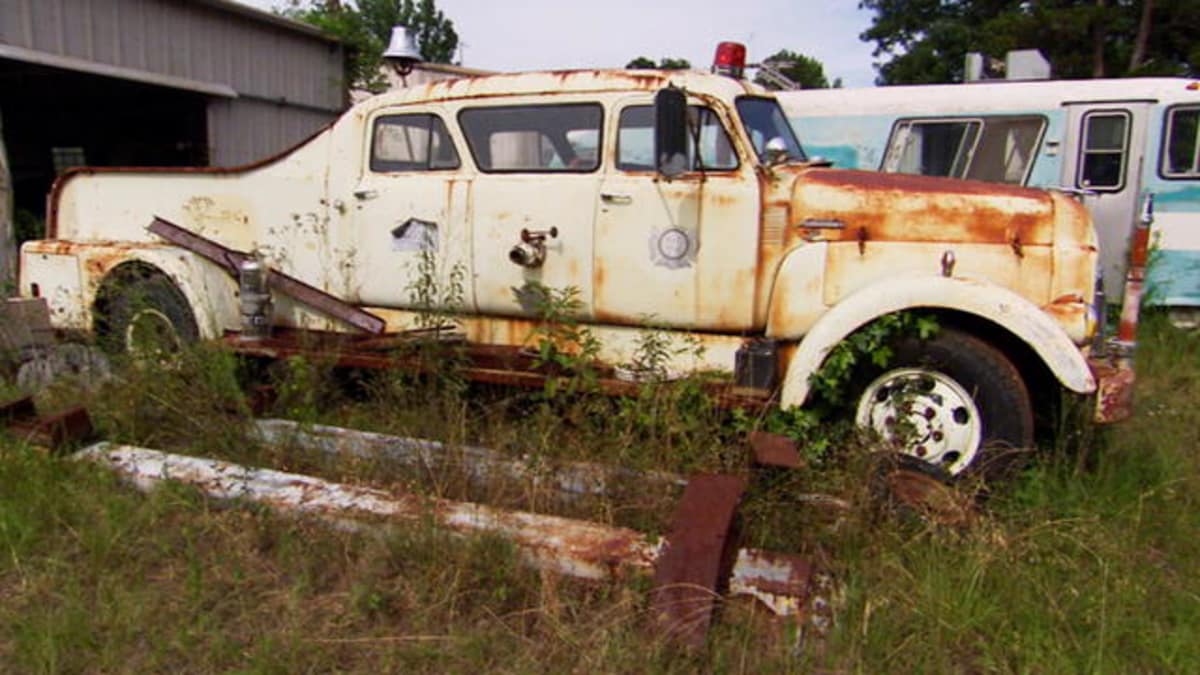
1, 315, 1197, 673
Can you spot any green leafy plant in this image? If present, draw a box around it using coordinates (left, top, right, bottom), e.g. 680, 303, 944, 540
626, 317, 705, 380
808, 311, 938, 406
522, 283, 601, 397
405, 241, 466, 333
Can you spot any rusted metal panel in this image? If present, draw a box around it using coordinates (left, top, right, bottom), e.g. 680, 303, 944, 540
650, 474, 747, 648
0, 396, 37, 425
1091, 357, 1136, 424
793, 169, 1058, 246
728, 548, 813, 618
749, 431, 805, 470
1, 397, 94, 451
149, 217, 386, 334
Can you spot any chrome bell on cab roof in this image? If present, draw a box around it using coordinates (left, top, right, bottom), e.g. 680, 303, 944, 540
383, 25, 422, 75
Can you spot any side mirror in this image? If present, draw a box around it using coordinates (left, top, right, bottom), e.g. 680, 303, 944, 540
654, 88, 688, 179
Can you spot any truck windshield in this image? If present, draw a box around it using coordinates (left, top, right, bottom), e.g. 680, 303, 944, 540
736, 97, 807, 164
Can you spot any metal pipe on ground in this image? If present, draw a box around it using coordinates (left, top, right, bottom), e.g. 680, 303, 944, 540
75, 442, 816, 621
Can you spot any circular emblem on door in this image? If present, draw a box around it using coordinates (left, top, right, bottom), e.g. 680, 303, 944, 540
649, 228, 696, 269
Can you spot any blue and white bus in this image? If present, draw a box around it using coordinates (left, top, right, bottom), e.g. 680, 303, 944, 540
779, 78, 1200, 327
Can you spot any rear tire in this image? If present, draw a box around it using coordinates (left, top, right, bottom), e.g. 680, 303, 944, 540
851, 328, 1034, 479
97, 273, 199, 357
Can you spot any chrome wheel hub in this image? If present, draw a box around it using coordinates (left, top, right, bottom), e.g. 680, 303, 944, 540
855, 368, 983, 475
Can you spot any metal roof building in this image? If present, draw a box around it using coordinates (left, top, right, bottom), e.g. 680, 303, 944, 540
0, 0, 346, 235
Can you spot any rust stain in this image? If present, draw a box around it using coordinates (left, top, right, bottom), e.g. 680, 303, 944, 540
803, 167, 1050, 200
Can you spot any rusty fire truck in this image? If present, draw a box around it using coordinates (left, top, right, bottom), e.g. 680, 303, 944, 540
16, 43, 1138, 477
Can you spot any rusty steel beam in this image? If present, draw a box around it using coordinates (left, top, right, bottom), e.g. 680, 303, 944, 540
148, 217, 386, 334
650, 474, 747, 648
75, 443, 813, 618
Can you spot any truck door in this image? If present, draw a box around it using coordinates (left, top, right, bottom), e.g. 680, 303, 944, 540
459, 103, 602, 317
593, 99, 759, 330
1061, 102, 1150, 299
348, 108, 472, 310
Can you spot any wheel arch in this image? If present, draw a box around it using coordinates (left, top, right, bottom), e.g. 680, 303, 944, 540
778, 276, 1097, 408
90, 251, 230, 341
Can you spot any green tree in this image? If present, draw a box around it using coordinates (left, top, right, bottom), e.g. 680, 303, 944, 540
625, 57, 692, 70
283, 0, 459, 91
754, 49, 840, 89
859, 0, 1200, 84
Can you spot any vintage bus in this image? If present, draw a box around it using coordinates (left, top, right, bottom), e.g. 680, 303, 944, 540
779, 78, 1200, 327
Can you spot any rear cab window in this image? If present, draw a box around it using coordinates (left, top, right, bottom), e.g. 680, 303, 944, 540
370, 114, 460, 172
458, 104, 602, 172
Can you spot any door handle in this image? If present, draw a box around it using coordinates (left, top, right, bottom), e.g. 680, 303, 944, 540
353, 189, 378, 201
601, 192, 632, 205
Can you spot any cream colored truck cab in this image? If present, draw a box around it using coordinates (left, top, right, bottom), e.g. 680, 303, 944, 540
19, 69, 1131, 477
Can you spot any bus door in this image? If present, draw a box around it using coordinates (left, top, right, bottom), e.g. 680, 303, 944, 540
1061, 101, 1151, 300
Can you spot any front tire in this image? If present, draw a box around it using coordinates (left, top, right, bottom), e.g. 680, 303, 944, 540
852, 328, 1034, 478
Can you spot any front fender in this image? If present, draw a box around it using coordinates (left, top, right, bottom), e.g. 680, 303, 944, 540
778, 275, 1097, 408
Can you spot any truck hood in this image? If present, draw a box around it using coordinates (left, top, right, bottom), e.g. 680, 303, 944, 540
786, 168, 1064, 247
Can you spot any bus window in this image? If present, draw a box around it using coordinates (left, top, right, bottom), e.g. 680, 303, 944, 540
965, 117, 1045, 184
1162, 106, 1200, 178
1078, 111, 1130, 191
882, 115, 1045, 184
883, 120, 980, 177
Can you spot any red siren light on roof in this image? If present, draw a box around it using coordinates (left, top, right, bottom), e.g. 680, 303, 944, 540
713, 41, 747, 79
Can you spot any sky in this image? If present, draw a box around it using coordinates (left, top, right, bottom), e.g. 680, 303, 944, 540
237, 0, 881, 88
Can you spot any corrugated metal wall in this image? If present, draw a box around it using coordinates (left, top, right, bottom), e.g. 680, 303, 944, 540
0, 0, 346, 166
206, 98, 334, 166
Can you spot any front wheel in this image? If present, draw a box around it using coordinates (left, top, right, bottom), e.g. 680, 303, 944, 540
852, 328, 1034, 478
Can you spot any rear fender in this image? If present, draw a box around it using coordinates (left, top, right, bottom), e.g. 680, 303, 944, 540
20, 240, 235, 338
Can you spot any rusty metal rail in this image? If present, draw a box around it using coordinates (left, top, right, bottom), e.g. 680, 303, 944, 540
149, 217, 386, 334
227, 329, 773, 410
75, 442, 816, 624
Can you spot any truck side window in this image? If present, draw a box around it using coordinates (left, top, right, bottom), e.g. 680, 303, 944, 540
1162, 106, 1200, 178
881, 116, 1045, 185
617, 105, 737, 172
371, 114, 459, 172
1077, 111, 1129, 191
459, 104, 602, 172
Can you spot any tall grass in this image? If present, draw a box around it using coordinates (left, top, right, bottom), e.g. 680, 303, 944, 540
0, 316, 1197, 672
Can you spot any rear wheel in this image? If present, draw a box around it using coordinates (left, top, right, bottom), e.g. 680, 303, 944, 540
97, 273, 199, 357
852, 328, 1034, 479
